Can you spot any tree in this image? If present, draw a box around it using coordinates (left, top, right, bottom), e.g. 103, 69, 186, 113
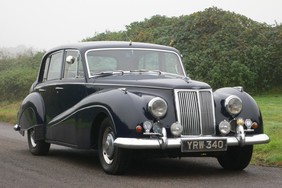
82, 7, 282, 93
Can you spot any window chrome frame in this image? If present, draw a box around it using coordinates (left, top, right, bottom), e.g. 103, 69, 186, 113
84, 48, 186, 79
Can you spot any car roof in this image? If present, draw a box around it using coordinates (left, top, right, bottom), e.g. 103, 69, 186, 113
46, 41, 180, 54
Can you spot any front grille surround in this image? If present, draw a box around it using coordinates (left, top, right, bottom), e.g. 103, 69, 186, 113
174, 89, 216, 136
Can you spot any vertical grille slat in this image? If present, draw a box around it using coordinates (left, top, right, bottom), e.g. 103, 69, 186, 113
175, 89, 215, 136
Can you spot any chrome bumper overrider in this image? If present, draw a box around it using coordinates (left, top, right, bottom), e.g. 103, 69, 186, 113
114, 127, 270, 150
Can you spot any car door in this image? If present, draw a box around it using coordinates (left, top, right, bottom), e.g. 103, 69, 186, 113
35, 50, 64, 124
57, 50, 87, 113
47, 50, 87, 145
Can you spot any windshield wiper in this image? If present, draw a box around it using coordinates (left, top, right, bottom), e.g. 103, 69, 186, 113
92, 70, 125, 78
130, 69, 162, 75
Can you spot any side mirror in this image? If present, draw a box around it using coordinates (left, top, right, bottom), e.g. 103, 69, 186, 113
66, 56, 75, 64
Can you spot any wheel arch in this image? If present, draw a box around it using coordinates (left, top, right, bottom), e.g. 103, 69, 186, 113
18, 92, 46, 131
90, 111, 108, 149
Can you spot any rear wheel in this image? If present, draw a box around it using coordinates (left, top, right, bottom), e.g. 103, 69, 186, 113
27, 128, 50, 155
98, 118, 131, 175
217, 145, 253, 170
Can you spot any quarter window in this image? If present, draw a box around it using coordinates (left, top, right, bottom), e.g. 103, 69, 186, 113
46, 51, 64, 80
43, 57, 50, 81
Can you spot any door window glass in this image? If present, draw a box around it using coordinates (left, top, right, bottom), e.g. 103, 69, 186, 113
47, 51, 63, 80
63, 50, 84, 79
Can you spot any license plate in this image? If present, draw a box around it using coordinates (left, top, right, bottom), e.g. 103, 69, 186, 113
181, 139, 227, 152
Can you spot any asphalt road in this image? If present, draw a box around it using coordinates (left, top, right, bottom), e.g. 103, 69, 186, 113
0, 122, 281, 188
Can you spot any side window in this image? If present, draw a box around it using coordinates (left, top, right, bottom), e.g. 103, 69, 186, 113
46, 51, 64, 80
63, 50, 84, 79
43, 56, 50, 81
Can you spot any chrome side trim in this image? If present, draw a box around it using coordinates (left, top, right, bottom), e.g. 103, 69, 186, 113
114, 134, 270, 149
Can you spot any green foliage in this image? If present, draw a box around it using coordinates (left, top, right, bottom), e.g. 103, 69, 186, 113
84, 7, 282, 93
83, 30, 128, 41
252, 94, 282, 167
1, 7, 281, 101
0, 52, 44, 101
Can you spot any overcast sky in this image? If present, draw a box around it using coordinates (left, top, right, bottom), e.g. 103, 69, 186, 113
1, 0, 281, 50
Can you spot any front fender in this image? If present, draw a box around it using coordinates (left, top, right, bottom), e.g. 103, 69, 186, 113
213, 87, 263, 134
48, 88, 160, 138
17, 92, 45, 131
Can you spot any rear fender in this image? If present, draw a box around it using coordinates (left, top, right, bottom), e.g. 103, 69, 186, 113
18, 92, 45, 136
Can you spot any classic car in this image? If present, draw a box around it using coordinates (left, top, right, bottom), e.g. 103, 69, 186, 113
14, 41, 269, 174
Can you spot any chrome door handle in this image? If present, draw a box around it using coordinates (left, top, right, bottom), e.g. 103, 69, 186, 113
55, 87, 64, 90
38, 88, 46, 92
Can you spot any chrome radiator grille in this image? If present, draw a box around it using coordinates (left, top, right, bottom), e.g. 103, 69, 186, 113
174, 89, 216, 136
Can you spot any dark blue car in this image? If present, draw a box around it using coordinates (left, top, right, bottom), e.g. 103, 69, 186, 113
15, 41, 269, 174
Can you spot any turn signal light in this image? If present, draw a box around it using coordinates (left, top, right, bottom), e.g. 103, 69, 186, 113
252, 122, 259, 129
136, 125, 143, 133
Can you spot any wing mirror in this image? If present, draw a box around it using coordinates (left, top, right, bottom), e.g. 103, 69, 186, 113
66, 56, 75, 64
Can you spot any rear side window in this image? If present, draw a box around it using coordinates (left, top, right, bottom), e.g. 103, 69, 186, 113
44, 51, 64, 81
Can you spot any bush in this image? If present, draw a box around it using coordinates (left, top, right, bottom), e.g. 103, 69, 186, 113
84, 7, 282, 93
0, 52, 43, 101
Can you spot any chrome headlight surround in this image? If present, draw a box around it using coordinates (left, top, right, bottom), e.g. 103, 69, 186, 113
225, 95, 243, 116
148, 97, 168, 119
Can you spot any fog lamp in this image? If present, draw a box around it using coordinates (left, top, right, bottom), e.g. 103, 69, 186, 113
143, 121, 152, 133
170, 122, 183, 136
245, 119, 253, 129
219, 120, 231, 135
153, 122, 162, 134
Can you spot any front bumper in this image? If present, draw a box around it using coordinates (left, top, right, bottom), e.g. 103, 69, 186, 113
114, 127, 270, 150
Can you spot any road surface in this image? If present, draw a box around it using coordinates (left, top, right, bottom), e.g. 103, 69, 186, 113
0, 122, 281, 188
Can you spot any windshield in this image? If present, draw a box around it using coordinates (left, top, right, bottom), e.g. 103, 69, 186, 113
85, 48, 185, 77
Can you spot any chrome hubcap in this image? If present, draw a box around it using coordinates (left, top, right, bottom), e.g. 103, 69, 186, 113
30, 129, 37, 147
102, 130, 115, 164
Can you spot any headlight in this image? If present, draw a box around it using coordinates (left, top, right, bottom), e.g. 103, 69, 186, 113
148, 97, 168, 119
225, 95, 242, 116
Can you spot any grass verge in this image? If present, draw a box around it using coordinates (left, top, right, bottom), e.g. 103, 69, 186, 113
252, 94, 282, 167
0, 101, 20, 124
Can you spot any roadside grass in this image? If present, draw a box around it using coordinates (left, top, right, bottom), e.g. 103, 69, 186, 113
0, 101, 20, 124
0, 94, 281, 167
252, 94, 282, 167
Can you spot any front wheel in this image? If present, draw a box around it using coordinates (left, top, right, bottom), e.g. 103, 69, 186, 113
217, 145, 253, 170
98, 118, 131, 175
27, 128, 50, 155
